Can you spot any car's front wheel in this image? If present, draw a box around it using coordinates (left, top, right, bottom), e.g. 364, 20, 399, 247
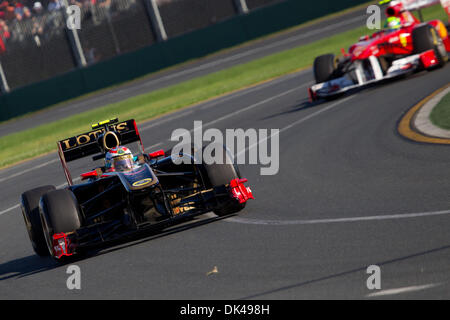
313, 54, 337, 83
20, 185, 55, 256
412, 24, 448, 68
39, 189, 82, 259
201, 144, 246, 217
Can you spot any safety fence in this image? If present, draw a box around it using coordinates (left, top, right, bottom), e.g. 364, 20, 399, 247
0, 0, 283, 91
157, 0, 238, 38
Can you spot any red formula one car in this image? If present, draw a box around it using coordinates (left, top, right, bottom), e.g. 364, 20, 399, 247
308, 0, 450, 101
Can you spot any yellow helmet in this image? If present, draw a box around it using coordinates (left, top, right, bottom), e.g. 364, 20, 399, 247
386, 16, 402, 30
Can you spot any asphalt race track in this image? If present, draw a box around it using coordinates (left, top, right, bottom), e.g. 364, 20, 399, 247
1, 59, 449, 299
1, 12, 450, 299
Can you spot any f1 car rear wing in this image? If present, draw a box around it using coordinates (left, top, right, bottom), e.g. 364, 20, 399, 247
57, 119, 144, 186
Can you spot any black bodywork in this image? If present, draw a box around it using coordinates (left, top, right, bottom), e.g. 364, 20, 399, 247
71, 154, 237, 249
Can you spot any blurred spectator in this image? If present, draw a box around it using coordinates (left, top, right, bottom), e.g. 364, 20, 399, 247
0, 18, 10, 38
0, 34, 4, 53
0, 1, 7, 20
4, 3, 16, 21
22, 6, 31, 18
31, 3, 45, 44
68, 0, 83, 7
97, 0, 111, 8
47, 0, 61, 11
0, 18, 10, 51
84, 40, 100, 64
32, 1, 43, 15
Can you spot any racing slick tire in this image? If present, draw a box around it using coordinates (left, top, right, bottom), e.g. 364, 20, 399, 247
39, 189, 82, 258
412, 24, 448, 68
313, 54, 337, 83
202, 144, 246, 217
20, 185, 56, 256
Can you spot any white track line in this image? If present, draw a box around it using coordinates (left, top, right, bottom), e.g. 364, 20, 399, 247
139, 71, 303, 132
170, 84, 310, 141
0, 204, 20, 216
226, 209, 450, 226
0, 158, 59, 183
366, 283, 441, 297
234, 95, 355, 160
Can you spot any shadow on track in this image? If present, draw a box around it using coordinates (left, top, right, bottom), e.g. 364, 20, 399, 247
239, 243, 450, 299
0, 213, 235, 280
0, 214, 235, 281
84, 213, 235, 259
0, 255, 59, 281
260, 98, 323, 121
264, 69, 435, 121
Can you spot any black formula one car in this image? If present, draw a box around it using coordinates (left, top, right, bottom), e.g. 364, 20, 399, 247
20, 118, 253, 260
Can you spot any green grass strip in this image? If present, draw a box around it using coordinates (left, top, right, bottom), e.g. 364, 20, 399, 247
430, 91, 450, 130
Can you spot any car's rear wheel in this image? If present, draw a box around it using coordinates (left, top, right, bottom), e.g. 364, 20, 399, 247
39, 189, 82, 258
412, 24, 448, 68
313, 54, 337, 83
20, 185, 55, 256
202, 144, 246, 217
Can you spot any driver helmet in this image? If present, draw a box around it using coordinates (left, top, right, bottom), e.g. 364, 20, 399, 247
105, 146, 134, 171
385, 16, 402, 30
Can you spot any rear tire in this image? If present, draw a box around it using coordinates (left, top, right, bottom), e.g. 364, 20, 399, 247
20, 185, 55, 256
202, 144, 246, 216
39, 189, 82, 258
313, 54, 337, 83
412, 24, 448, 68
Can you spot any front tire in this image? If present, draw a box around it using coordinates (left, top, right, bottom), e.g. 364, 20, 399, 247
313, 54, 337, 83
412, 24, 448, 68
202, 144, 246, 216
39, 189, 82, 258
20, 185, 55, 256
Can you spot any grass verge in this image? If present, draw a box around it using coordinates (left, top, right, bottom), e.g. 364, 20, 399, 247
0, 4, 447, 169
429, 91, 450, 130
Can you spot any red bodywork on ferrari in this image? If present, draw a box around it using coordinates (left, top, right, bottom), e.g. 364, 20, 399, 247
308, 1, 450, 101
347, 14, 450, 62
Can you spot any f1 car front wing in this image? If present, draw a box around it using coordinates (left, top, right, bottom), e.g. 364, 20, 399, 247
308, 49, 440, 101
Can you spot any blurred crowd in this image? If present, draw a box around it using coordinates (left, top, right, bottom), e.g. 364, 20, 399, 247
0, 0, 117, 52
1, 1, 62, 52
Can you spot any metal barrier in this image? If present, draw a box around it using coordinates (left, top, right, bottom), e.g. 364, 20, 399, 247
156, 0, 238, 38
246, 0, 286, 10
